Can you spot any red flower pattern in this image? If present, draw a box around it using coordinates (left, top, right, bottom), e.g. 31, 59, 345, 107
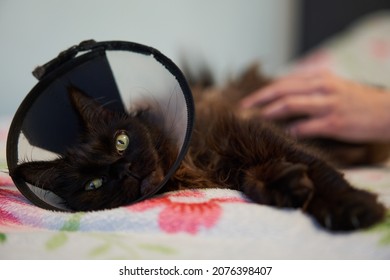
370, 39, 390, 59
128, 190, 245, 234
0, 175, 14, 187
0, 187, 25, 226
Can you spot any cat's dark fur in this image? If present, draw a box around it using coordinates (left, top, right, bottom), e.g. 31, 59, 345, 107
11, 68, 386, 232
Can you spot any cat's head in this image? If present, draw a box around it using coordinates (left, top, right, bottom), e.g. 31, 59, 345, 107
12, 87, 176, 210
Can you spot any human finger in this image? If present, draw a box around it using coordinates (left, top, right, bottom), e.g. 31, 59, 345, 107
287, 117, 336, 139
260, 93, 331, 120
240, 73, 330, 109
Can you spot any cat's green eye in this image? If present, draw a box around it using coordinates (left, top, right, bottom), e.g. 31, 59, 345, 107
115, 132, 129, 153
85, 178, 104, 191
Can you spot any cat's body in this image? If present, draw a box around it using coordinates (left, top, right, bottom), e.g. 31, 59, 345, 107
189, 65, 390, 167
11, 68, 386, 231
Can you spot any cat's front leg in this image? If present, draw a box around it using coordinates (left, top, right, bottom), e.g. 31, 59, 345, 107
285, 151, 386, 231
240, 158, 385, 231
241, 159, 314, 209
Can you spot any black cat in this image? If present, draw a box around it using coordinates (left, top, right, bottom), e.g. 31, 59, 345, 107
11, 81, 385, 231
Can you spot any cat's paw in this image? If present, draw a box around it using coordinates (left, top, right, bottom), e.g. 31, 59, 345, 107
307, 189, 385, 231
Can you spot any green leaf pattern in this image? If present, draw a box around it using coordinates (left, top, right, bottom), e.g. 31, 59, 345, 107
0, 232, 6, 244
368, 211, 390, 245
45, 212, 84, 251
45, 231, 176, 259
45, 232, 68, 250
42, 213, 176, 258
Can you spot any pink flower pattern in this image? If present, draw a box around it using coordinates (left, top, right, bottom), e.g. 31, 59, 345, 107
370, 39, 390, 59
0, 187, 24, 226
128, 190, 245, 234
0, 175, 14, 187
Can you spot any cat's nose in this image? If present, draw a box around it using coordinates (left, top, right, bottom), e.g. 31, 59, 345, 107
125, 163, 142, 181
111, 161, 140, 181
125, 163, 132, 170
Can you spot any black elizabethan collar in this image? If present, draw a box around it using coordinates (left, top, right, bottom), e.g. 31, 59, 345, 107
6, 40, 194, 211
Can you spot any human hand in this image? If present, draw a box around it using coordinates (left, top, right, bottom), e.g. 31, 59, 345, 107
240, 70, 390, 142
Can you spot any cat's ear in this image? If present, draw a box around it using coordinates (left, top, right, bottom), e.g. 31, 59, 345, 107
67, 86, 114, 131
11, 160, 65, 191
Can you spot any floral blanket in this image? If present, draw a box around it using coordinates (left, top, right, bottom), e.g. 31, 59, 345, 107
2, 12, 390, 260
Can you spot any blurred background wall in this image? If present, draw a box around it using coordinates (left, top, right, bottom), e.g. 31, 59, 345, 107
0, 0, 299, 117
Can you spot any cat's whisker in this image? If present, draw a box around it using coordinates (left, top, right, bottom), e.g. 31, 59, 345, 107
134, 89, 183, 152
41, 187, 51, 201
94, 97, 121, 109
1, 169, 9, 174
163, 91, 182, 137
58, 200, 69, 209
